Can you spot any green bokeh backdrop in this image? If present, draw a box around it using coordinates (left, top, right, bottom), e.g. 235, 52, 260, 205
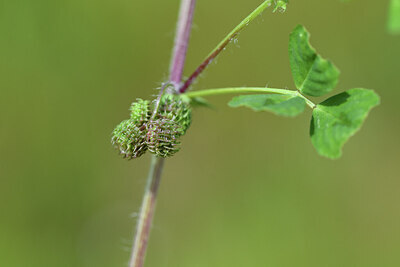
1, 0, 399, 266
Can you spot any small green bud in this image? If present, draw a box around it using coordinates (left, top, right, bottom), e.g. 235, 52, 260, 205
111, 120, 147, 159
157, 94, 192, 134
146, 119, 183, 158
130, 99, 151, 123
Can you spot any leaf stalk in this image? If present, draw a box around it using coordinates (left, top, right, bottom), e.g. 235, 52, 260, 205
184, 87, 316, 109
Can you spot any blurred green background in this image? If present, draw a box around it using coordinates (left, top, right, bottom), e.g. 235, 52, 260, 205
1, 0, 400, 266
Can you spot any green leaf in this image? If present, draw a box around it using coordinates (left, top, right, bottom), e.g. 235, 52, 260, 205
191, 97, 214, 109
180, 94, 214, 109
388, 0, 400, 34
289, 25, 340, 97
310, 88, 380, 159
273, 0, 288, 12
228, 94, 306, 117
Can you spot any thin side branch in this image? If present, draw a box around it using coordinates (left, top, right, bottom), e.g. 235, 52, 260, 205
179, 0, 274, 93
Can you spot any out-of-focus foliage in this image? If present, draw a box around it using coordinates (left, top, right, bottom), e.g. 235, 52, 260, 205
343, 0, 400, 34
388, 0, 400, 34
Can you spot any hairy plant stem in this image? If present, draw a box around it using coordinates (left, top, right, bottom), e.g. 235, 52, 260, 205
129, 1, 196, 267
170, 0, 197, 90
184, 87, 316, 109
129, 156, 164, 267
179, 0, 275, 93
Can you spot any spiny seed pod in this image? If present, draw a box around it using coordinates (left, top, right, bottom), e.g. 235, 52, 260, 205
146, 119, 183, 158
130, 99, 151, 123
112, 94, 192, 159
156, 94, 192, 134
111, 119, 147, 159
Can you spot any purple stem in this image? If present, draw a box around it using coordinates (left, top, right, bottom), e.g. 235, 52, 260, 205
129, 1, 196, 267
179, 36, 234, 93
170, 0, 197, 89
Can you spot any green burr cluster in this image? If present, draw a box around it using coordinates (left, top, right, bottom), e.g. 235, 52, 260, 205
112, 94, 192, 159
